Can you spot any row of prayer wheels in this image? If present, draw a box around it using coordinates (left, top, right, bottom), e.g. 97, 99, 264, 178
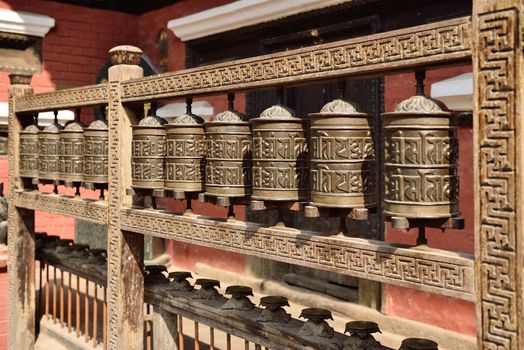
131, 80, 460, 221
19, 110, 108, 188
17, 74, 459, 221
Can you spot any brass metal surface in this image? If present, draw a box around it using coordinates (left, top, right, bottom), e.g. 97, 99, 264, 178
204, 108, 251, 198
19, 123, 40, 179
59, 121, 84, 183
38, 121, 62, 181
382, 95, 459, 219
251, 105, 308, 201
131, 115, 166, 190
83, 119, 109, 184
165, 111, 205, 193
309, 99, 375, 209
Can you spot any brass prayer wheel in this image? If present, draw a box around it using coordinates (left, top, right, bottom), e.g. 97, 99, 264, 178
204, 108, 251, 198
382, 95, 459, 219
59, 120, 84, 183
19, 120, 40, 180
83, 119, 109, 185
165, 109, 205, 193
131, 114, 167, 190
251, 105, 308, 201
38, 120, 62, 181
308, 99, 375, 208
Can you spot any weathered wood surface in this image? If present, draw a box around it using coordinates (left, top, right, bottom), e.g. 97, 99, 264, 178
15, 83, 108, 113
12, 190, 108, 225
121, 207, 475, 301
120, 17, 471, 102
106, 46, 145, 350
472, 0, 524, 349
7, 76, 36, 350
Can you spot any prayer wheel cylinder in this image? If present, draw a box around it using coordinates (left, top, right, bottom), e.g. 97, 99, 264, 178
59, 121, 84, 182
382, 95, 459, 218
165, 113, 205, 192
83, 119, 109, 185
251, 105, 308, 201
309, 99, 375, 208
19, 124, 40, 179
131, 115, 166, 190
204, 110, 252, 198
38, 122, 62, 181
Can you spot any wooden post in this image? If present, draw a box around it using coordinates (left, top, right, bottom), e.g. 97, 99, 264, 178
106, 45, 145, 350
152, 306, 178, 350
472, 0, 524, 349
7, 73, 36, 350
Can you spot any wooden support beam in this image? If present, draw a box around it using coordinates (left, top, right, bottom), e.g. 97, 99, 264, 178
106, 45, 145, 350
472, 1, 524, 349
152, 306, 179, 350
7, 73, 36, 350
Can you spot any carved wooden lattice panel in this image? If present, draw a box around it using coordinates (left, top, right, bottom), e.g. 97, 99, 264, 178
106, 81, 121, 349
120, 18, 472, 101
120, 208, 475, 300
15, 83, 108, 113
475, 6, 523, 350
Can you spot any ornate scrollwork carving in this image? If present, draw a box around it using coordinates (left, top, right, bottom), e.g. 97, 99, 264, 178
120, 208, 475, 300
109, 45, 142, 65
393, 95, 448, 114
120, 18, 471, 102
15, 84, 108, 113
475, 8, 521, 349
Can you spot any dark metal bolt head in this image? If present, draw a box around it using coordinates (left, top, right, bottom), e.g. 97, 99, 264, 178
89, 249, 107, 257
168, 271, 192, 282
40, 235, 60, 247
225, 285, 253, 298
144, 265, 168, 284
55, 239, 75, 254
299, 308, 333, 322
259, 296, 289, 310
144, 265, 167, 273
55, 239, 74, 246
69, 244, 90, 258
400, 338, 439, 350
345, 321, 381, 335
195, 278, 220, 289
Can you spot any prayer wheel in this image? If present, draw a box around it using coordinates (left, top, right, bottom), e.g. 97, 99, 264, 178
251, 105, 308, 201
308, 99, 375, 208
382, 94, 459, 219
83, 119, 109, 185
131, 114, 167, 190
165, 109, 205, 193
38, 120, 62, 182
19, 119, 40, 180
59, 120, 84, 183
204, 109, 251, 198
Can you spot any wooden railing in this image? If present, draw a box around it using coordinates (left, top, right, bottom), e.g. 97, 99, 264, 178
7, 2, 524, 350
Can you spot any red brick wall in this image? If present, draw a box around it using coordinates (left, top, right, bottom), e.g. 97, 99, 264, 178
0, 0, 138, 101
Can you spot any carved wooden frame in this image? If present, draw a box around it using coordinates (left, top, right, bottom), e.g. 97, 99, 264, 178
6, 6, 524, 350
